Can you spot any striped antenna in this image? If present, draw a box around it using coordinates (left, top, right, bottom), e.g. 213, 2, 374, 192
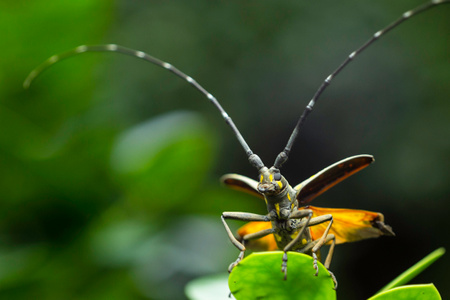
24, 1, 448, 171
273, 0, 450, 168
24, 45, 266, 170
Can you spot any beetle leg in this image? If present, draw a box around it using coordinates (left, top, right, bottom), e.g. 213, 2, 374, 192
310, 215, 333, 275
300, 234, 337, 288
228, 227, 275, 272
324, 234, 336, 270
281, 209, 313, 279
294, 213, 337, 286
221, 212, 271, 272
282, 210, 336, 280
324, 234, 337, 289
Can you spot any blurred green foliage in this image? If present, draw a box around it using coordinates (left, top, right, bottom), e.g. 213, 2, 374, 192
1, 0, 449, 299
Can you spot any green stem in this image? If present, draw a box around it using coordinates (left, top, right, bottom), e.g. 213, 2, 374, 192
377, 247, 445, 294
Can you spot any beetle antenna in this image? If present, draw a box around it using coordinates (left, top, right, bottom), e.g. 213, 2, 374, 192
24, 44, 265, 170
273, 0, 449, 169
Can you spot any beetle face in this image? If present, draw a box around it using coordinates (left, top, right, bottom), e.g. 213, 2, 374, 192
257, 167, 286, 195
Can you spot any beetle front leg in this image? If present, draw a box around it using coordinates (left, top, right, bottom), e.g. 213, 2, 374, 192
221, 212, 271, 272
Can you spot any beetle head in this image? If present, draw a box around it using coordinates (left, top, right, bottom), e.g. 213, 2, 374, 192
257, 167, 287, 195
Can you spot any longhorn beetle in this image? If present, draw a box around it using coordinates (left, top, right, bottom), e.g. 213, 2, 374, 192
24, 0, 448, 288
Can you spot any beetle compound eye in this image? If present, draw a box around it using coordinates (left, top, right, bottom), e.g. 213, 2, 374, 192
273, 172, 281, 181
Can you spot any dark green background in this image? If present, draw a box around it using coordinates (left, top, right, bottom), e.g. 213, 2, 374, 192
1, 1, 449, 299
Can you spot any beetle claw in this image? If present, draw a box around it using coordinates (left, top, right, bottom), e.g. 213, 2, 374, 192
281, 252, 288, 280
228, 250, 245, 273
312, 253, 319, 276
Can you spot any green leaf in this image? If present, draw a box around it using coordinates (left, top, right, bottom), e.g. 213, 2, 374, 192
368, 284, 441, 300
228, 252, 336, 300
377, 247, 445, 293
185, 274, 230, 300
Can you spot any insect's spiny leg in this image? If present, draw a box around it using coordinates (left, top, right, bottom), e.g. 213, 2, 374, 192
24, 44, 265, 170
274, 0, 450, 169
